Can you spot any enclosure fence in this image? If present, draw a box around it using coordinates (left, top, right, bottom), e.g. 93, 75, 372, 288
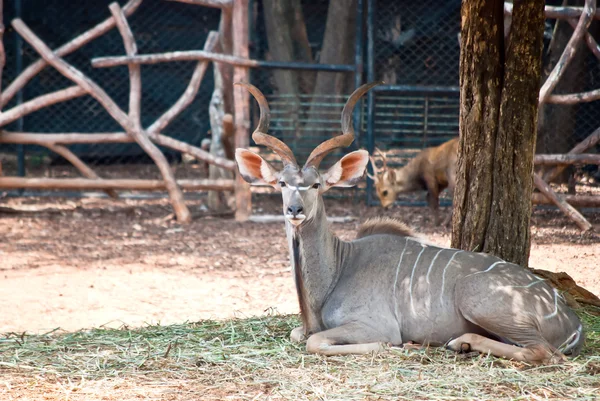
1, 0, 599, 225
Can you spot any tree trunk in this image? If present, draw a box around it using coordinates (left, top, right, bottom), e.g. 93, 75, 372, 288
263, 0, 314, 147
452, 0, 545, 267
305, 0, 356, 140
263, 0, 314, 96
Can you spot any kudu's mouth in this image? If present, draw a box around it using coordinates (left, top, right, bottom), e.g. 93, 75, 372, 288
286, 214, 307, 226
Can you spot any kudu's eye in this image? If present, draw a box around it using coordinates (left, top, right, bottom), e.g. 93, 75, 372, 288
279, 181, 286, 188
312, 183, 321, 189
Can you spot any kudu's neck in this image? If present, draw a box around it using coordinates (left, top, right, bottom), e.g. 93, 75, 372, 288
285, 197, 345, 335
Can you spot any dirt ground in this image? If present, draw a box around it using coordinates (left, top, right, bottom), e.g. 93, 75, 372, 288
0, 192, 599, 334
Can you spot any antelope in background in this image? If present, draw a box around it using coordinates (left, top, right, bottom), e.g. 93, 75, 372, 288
368, 138, 458, 225
235, 82, 583, 364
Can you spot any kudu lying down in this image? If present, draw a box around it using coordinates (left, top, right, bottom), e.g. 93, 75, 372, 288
235, 82, 583, 364
369, 138, 458, 225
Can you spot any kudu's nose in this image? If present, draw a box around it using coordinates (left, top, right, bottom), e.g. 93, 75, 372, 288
287, 205, 304, 217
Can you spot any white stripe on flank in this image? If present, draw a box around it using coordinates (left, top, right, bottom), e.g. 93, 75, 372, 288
439, 250, 464, 305
426, 248, 446, 285
409, 243, 427, 316
508, 278, 546, 289
476, 260, 504, 274
393, 241, 409, 325
544, 289, 560, 320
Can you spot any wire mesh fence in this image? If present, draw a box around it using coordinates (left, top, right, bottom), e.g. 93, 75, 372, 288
1, 0, 219, 174
1, 0, 599, 199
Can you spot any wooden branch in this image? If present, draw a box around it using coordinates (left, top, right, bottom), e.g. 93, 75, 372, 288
12, 19, 132, 129
164, 0, 232, 9
45, 143, 118, 198
0, 86, 86, 127
544, 125, 600, 182
532, 193, 600, 207
538, 0, 596, 105
0, 131, 132, 144
1, 0, 142, 108
546, 88, 600, 105
148, 31, 219, 135
535, 153, 600, 165
533, 174, 592, 231
91, 50, 261, 69
109, 3, 141, 128
109, 2, 190, 224
232, 0, 251, 222
0, 131, 237, 170
504, 3, 600, 20
0, 0, 5, 113
568, 18, 600, 60
0, 177, 235, 191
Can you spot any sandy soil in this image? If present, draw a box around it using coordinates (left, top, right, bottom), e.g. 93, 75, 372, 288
1, 194, 599, 334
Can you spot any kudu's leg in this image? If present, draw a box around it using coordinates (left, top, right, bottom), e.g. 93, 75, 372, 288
446, 333, 565, 364
305, 323, 386, 356
290, 326, 306, 343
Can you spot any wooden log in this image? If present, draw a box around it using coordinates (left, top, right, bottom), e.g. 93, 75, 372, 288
538, 0, 596, 105
207, 46, 234, 211
150, 133, 236, 170
109, 2, 190, 224
533, 174, 592, 231
504, 3, 600, 20
0, 86, 86, 127
164, 0, 232, 9
546, 88, 600, 105
12, 19, 132, 130
534, 153, 600, 165
0, 131, 236, 170
91, 49, 262, 69
0, 131, 132, 144
544, 125, 600, 182
232, 0, 251, 222
0, 177, 235, 191
1, 0, 142, 108
147, 31, 219, 135
568, 18, 600, 60
532, 193, 600, 207
45, 143, 118, 198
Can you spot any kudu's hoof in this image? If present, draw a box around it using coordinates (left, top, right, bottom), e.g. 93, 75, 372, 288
445, 337, 472, 353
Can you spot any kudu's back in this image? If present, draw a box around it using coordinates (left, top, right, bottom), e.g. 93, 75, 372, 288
323, 232, 584, 357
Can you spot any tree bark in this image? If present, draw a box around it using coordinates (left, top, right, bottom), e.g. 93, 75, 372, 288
452, 0, 546, 266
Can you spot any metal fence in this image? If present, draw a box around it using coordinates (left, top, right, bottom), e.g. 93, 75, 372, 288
1, 0, 599, 201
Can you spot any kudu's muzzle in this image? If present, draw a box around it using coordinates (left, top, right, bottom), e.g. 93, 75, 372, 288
285, 191, 306, 226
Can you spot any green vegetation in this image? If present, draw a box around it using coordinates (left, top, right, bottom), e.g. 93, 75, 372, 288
1, 309, 599, 400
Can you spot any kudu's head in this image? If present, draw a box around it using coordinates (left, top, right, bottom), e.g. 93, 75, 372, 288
235, 82, 380, 227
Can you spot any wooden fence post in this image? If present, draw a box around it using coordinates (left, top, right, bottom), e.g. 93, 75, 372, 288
232, 0, 251, 221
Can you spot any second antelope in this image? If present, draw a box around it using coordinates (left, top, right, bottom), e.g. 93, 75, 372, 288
369, 138, 458, 225
235, 82, 583, 364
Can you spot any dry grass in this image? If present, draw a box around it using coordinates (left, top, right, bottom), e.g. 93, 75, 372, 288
1, 309, 599, 401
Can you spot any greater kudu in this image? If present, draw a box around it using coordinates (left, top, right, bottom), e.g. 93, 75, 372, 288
234, 82, 584, 363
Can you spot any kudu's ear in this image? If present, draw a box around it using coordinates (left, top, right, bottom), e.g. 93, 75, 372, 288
235, 148, 279, 187
322, 150, 369, 190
